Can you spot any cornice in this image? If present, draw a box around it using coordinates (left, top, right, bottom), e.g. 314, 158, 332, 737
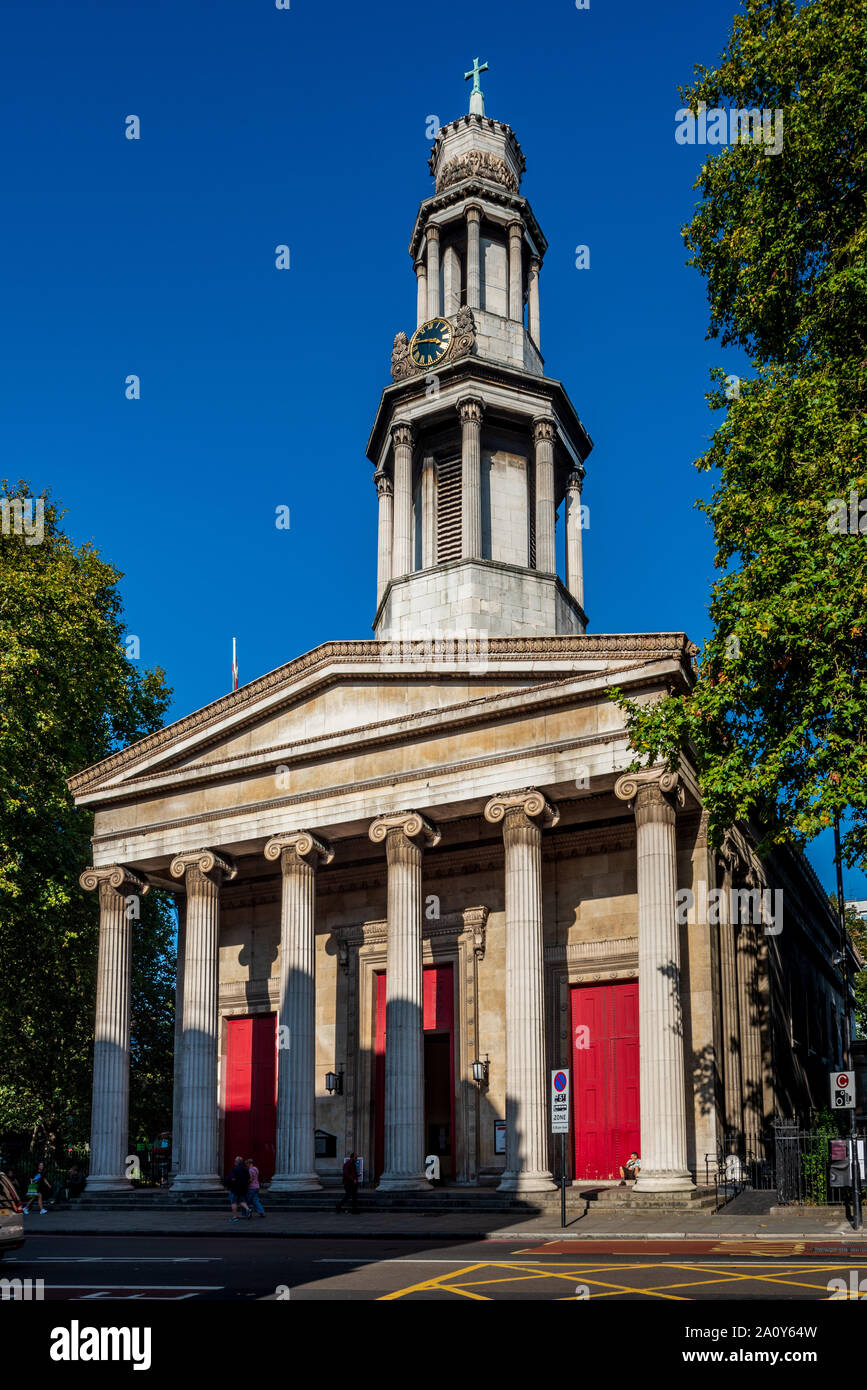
70, 635, 697, 802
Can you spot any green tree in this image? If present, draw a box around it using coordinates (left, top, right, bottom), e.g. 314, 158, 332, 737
613, 0, 867, 869
0, 481, 172, 1153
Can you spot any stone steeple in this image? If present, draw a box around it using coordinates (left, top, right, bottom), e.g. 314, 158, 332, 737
367, 71, 592, 642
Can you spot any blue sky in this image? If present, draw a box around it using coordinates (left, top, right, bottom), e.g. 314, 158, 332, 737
2, 0, 861, 898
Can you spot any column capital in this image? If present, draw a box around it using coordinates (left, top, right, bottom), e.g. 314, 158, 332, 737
529, 252, 541, 270
465, 203, 482, 224
369, 809, 441, 848
374, 468, 393, 498
457, 396, 485, 426
614, 768, 684, 820
414, 257, 426, 275
391, 419, 414, 450
264, 830, 334, 867
169, 848, 237, 882
532, 416, 557, 445
80, 864, 149, 896
507, 219, 524, 239
484, 788, 559, 829
567, 464, 586, 491
425, 222, 440, 243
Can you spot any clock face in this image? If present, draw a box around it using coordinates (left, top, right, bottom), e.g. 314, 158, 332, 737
410, 317, 452, 368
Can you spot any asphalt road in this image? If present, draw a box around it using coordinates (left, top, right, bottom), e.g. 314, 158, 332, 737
4, 1234, 867, 1301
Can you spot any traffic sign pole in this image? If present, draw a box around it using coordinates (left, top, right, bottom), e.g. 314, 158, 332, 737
551, 1069, 570, 1229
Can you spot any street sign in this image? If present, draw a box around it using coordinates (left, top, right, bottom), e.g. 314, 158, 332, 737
831, 1070, 856, 1109
551, 1069, 570, 1133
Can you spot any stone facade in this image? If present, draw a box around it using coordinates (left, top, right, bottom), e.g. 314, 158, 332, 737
71, 85, 853, 1198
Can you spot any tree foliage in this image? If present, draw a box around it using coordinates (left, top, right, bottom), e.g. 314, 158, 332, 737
613, 0, 867, 867
0, 481, 173, 1149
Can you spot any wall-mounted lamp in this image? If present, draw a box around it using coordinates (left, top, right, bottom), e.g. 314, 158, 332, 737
472, 1054, 490, 1088
325, 1070, 344, 1096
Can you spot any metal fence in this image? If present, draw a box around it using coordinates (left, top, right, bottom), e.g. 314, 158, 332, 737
705, 1122, 867, 1208
0, 1138, 173, 1196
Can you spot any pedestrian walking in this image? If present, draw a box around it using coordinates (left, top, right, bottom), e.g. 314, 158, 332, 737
227, 1154, 250, 1221
245, 1158, 265, 1217
335, 1152, 360, 1213
23, 1161, 53, 1214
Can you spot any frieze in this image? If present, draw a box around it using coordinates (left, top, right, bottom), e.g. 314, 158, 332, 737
436, 150, 519, 194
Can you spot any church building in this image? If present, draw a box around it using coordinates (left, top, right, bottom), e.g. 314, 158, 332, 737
71, 71, 852, 1200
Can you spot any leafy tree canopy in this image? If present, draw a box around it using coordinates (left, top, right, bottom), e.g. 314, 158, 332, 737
0, 481, 173, 1149
613, 0, 867, 869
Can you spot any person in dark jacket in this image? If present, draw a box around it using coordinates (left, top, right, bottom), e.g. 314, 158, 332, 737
335, 1152, 359, 1213
228, 1155, 250, 1221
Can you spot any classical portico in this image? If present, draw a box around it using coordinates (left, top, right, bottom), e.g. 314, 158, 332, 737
71, 65, 840, 1205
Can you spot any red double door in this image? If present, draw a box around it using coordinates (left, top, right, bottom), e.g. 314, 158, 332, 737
374, 963, 455, 1182
571, 980, 640, 1181
224, 1014, 277, 1182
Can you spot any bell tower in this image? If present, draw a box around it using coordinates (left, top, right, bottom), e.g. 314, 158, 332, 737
367, 63, 592, 640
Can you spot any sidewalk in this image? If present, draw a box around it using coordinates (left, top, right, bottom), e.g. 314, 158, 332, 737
21, 1205, 867, 1243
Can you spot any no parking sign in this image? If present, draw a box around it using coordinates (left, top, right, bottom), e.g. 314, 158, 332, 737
551, 1069, 570, 1133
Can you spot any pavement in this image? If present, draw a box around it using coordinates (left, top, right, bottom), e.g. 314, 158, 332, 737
19, 1203, 867, 1244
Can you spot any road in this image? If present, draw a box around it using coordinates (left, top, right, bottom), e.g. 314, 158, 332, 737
3, 1234, 867, 1300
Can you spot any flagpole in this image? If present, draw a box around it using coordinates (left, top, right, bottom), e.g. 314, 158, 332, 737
232, 637, 238, 692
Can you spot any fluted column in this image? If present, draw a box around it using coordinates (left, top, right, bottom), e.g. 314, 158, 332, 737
737, 913, 764, 1151
458, 397, 484, 559
718, 849, 744, 1150
369, 810, 441, 1190
528, 255, 541, 345
421, 454, 437, 569
508, 222, 524, 322
615, 772, 694, 1192
425, 225, 441, 319
80, 865, 149, 1192
533, 417, 557, 574
374, 468, 393, 607
565, 465, 585, 607
414, 258, 427, 328
391, 422, 414, 579
170, 895, 187, 1178
169, 849, 236, 1191
265, 831, 334, 1191
484, 789, 558, 1192
466, 205, 482, 311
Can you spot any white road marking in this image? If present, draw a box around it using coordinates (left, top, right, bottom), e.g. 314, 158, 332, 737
5, 1256, 220, 1263
31, 1284, 224, 1290
315, 1257, 544, 1265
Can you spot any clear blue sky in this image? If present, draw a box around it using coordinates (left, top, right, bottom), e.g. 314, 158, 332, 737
2, 0, 860, 898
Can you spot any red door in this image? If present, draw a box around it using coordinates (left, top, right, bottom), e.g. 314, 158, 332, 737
571, 981, 639, 1180
374, 964, 455, 1181
224, 1014, 277, 1181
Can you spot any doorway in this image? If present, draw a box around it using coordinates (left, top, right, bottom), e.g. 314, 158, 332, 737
374, 963, 455, 1181
224, 1013, 277, 1182
571, 980, 640, 1180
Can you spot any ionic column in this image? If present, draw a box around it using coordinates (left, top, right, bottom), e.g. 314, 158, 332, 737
169, 849, 236, 1191
391, 422, 414, 579
170, 895, 187, 1178
425, 225, 441, 319
466, 205, 482, 311
484, 789, 558, 1192
374, 468, 393, 607
615, 772, 694, 1192
737, 912, 764, 1152
443, 244, 461, 318
414, 258, 427, 328
458, 397, 484, 559
565, 465, 585, 607
265, 831, 334, 1192
80, 865, 149, 1192
528, 254, 541, 345
533, 417, 557, 574
369, 810, 441, 1190
421, 454, 437, 569
508, 221, 524, 323
718, 848, 744, 1151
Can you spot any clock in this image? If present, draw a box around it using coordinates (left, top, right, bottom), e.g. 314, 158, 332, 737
410, 316, 452, 368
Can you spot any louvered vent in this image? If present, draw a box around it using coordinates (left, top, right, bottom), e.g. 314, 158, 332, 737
436, 456, 462, 563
